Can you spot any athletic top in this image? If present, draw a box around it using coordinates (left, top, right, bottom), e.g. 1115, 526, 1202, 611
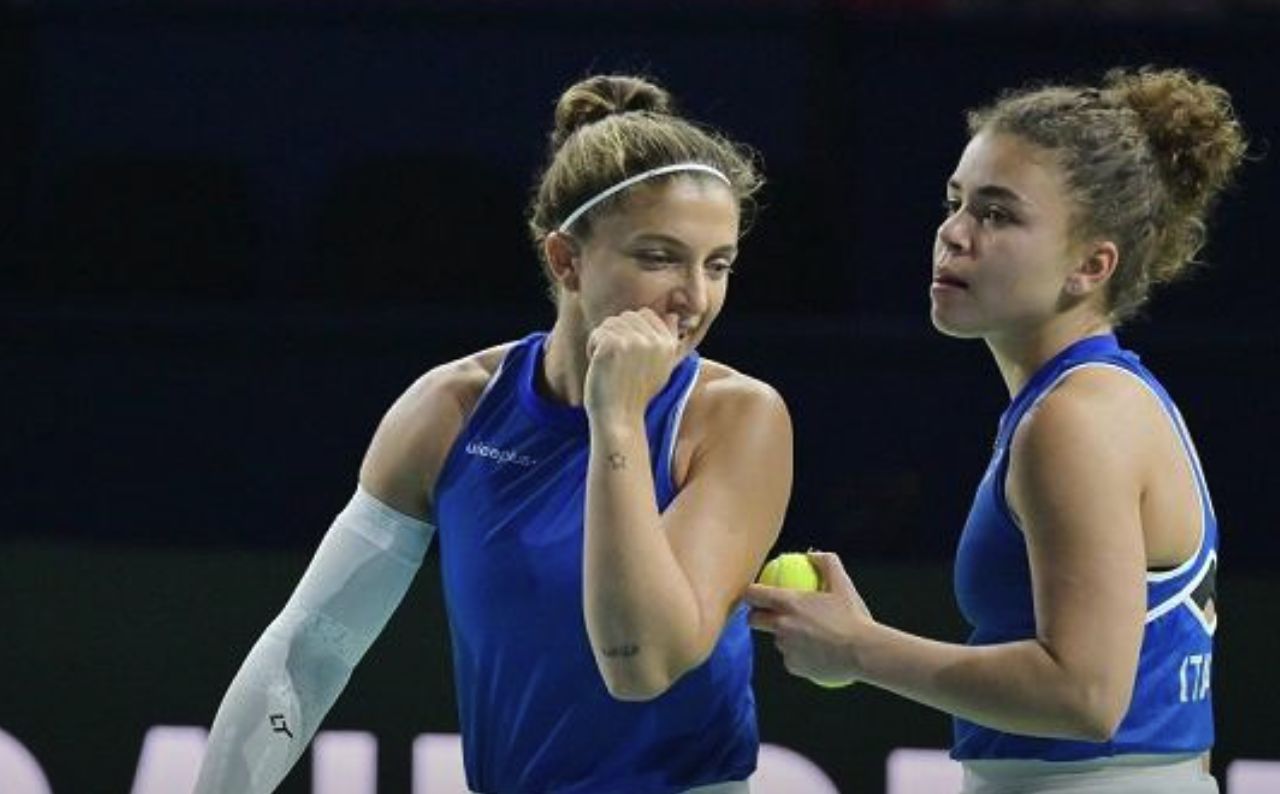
952, 334, 1218, 761
433, 332, 758, 793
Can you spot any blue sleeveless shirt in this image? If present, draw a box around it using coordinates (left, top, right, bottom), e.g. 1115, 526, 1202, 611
432, 332, 758, 793
952, 335, 1218, 761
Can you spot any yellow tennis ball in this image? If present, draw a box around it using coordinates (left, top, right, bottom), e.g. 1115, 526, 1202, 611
756, 552, 855, 689
757, 552, 821, 591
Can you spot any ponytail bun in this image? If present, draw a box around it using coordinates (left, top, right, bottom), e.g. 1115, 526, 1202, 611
549, 75, 676, 152
1106, 67, 1246, 216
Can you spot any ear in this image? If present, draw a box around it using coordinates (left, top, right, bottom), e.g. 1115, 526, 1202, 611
543, 232, 582, 293
1066, 240, 1118, 297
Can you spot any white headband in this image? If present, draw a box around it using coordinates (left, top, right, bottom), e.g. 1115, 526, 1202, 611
556, 162, 731, 232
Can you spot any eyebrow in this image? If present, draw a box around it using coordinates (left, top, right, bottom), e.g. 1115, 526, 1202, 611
947, 180, 1032, 209
630, 233, 738, 257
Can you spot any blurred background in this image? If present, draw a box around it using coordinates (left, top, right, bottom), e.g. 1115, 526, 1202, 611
3, 0, 1278, 791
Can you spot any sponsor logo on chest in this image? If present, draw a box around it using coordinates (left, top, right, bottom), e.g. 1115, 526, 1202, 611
464, 440, 538, 468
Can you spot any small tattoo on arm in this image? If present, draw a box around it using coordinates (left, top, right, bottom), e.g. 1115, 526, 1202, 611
601, 643, 640, 658
606, 452, 627, 471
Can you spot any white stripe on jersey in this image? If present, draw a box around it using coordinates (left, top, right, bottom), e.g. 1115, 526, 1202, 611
662, 360, 702, 493
1146, 550, 1217, 634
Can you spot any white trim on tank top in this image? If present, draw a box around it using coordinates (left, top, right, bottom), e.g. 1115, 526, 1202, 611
663, 359, 702, 493
1020, 362, 1209, 578
1017, 362, 1214, 631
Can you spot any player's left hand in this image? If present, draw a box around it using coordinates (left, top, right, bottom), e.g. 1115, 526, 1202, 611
584, 308, 683, 424
745, 552, 871, 687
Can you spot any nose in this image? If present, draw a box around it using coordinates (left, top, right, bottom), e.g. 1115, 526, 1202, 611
672, 262, 710, 316
936, 210, 970, 257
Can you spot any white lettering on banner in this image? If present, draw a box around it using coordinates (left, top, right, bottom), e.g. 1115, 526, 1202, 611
412, 733, 472, 793
753, 744, 840, 793
1227, 760, 1280, 794
0, 725, 1264, 793
0, 729, 52, 794
314, 731, 377, 794
129, 727, 207, 794
122, 728, 837, 792
886, 748, 963, 794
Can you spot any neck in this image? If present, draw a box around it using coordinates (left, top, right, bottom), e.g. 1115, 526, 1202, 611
986, 312, 1113, 398
542, 311, 589, 406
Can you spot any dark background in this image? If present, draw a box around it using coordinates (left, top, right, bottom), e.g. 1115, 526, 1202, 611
3, 1, 1278, 791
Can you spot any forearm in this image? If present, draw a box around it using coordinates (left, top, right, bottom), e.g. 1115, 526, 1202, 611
584, 419, 704, 699
194, 611, 354, 793
195, 487, 433, 792
853, 622, 1126, 741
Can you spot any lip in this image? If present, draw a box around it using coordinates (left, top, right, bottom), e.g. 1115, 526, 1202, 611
930, 283, 966, 302
931, 271, 970, 290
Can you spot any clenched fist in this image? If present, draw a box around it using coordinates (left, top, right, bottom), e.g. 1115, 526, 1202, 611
584, 308, 684, 425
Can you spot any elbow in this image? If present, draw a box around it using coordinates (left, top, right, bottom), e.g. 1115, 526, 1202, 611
596, 646, 706, 702
601, 668, 675, 702
1074, 704, 1127, 743
588, 614, 713, 701
1061, 682, 1131, 742
598, 653, 690, 701
1069, 711, 1125, 743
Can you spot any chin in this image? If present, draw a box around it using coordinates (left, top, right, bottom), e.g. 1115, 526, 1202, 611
930, 307, 982, 339
680, 324, 712, 352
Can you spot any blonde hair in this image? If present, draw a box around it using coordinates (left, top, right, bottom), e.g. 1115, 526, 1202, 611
527, 75, 763, 298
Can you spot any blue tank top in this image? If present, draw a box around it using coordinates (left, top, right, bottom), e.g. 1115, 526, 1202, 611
432, 332, 758, 793
952, 334, 1218, 761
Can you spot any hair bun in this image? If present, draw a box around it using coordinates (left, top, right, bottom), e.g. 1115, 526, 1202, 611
549, 75, 676, 152
1105, 67, 1246, 214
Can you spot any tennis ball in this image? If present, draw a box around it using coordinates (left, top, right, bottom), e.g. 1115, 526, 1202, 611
757, 552, 821, 591
756, 552, 855, 689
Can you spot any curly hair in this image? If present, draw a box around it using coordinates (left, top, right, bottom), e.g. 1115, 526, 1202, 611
967, 67, 1246, 324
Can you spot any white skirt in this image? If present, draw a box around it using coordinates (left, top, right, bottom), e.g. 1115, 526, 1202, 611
961, 754, 1216, 794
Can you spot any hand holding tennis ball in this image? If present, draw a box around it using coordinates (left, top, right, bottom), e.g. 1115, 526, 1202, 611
748, 551, 861, 689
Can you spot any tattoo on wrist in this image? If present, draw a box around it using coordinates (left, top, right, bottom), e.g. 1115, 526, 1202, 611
601, 643, 640, 658
606, 452, 627, 471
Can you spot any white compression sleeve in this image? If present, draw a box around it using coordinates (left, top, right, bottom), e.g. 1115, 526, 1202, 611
194, 486, 435, 794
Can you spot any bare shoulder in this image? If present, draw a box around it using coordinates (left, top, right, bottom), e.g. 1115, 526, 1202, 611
360, 342, 515, 517
1015, 364, 1157, 453
673, 359, 792, 487
685, 358, 791, 427
1008, 364, 1154, 526
408, 342, 511, 416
